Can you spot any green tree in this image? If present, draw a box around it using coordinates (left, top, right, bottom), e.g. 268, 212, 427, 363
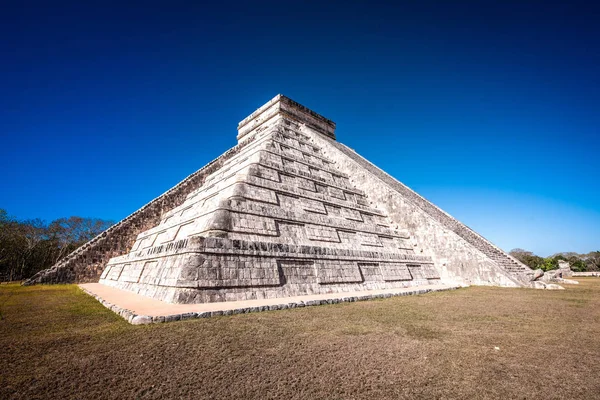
509, 249, 545, 270
569, 258, 587, 272
542, 257, 559, 271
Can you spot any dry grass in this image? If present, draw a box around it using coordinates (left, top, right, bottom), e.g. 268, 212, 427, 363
1, 280, 600, 400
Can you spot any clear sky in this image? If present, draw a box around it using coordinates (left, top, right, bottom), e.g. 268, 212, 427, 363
1, 1, 598, 256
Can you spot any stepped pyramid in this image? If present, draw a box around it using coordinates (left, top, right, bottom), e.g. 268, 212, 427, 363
26, 95, 535, 303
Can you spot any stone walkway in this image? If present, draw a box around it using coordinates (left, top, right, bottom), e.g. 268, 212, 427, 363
80, 283, 462, 325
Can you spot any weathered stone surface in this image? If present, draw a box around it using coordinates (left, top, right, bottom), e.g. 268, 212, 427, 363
528, 281, 566, 290
30, 94, 534, 304
540, 265, 578, 285
529, 281, 547, 290
560, 279, 579, 285
531, 269, 544, 281
131, 315, 152, 325
557, 260, 574, 277
310, 129, 529, 288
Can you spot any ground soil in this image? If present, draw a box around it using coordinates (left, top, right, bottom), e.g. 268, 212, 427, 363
1, 279, 599, 399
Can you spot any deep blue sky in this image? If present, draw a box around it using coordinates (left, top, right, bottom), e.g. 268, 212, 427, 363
1, 1, 598, 256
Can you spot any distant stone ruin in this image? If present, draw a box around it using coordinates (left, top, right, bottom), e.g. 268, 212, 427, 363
538, 261, 578, 286
557, 260, 574, 277
572, 271, 600, 277
26, 95, 549, 303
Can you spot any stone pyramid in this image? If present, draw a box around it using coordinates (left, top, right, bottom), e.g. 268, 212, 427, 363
26, 95, 535, 303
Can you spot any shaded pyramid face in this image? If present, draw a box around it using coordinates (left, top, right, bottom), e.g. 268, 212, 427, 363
99, 109, 441, 303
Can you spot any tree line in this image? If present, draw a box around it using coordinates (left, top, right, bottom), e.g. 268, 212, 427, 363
509, 248, 600, 272
0, 209, 113, 281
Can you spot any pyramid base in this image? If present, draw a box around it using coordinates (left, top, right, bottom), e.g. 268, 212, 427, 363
100, 277, 444, 304
99, 237, 441, 304
80, 282, 462, 325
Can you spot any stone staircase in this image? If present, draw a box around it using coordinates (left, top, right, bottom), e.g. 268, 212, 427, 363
454, 224, 532, 278
326, 139, 533, 284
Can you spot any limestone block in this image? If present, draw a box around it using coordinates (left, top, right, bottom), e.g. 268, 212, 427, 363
380, 263, 412, 281
138, 261, 161, 285
174, 221, 197, 240
341, 207, 363, 222
251, 165, 280, 182
305, 225, 340, 243
119, 261, 145, 283
233, 183, 278, 204
131, 315, 152, 325
359, 263, 384, 282
531, 269, 544, 281
278, 260, 317, 284
357, 232, 383, 247
105, 264, 124, 281
300, 198, 327, 214
296, 176, 317, 192
328, 186, 346, 200
316, 261, 363, 284
260, 151, 283, 168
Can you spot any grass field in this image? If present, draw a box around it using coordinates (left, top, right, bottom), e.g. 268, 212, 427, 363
1, 280, 599, 399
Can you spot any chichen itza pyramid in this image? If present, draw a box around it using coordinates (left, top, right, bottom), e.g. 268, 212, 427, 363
26, 95, 541, 303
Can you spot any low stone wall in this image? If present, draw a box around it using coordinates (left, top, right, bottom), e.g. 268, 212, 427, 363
572, 272, 600, 277
24, 136, 257, 285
